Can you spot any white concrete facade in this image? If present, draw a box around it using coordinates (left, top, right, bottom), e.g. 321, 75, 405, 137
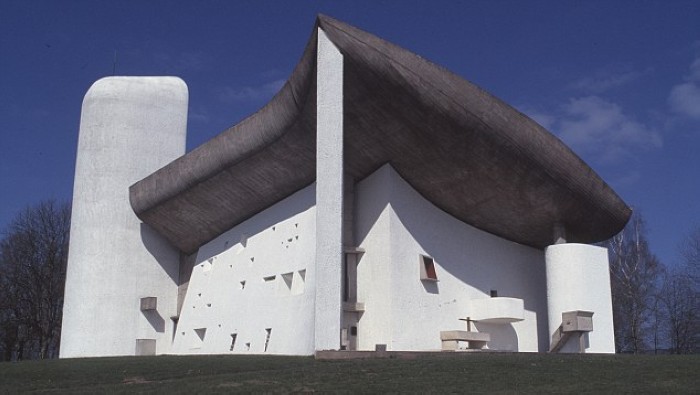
545, 244, 616, 353
61, 28, 618, 358
165, 164, 615, 354
354, 165, 549, 352
61, 77, 187, 357
314, 28, 345, 352
171, 185, 316, 355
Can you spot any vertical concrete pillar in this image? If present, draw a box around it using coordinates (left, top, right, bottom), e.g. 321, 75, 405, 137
553, 223, 567, 244
60, 77, 187, 358
314, 28, 344, 351
544, 243, 616, 353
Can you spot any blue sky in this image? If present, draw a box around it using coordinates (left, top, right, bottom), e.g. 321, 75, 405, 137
1, 1, 698, 267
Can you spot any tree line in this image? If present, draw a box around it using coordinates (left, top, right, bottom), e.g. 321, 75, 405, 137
0, 201, 69, 360
0, 200, 697, 360
604, 212, 698, 354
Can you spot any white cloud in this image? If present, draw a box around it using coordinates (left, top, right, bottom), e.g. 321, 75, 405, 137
560, 96, 662, 162
219, 79, 285, 102
668, 57, 700, 120
568, 67, 652, 94
188, 107, 210, 123
669, 83, 700, 119
611, 170, 641, 188
524, 96, 662, 164
689, 57, 700, 80
526, 111, 556, 130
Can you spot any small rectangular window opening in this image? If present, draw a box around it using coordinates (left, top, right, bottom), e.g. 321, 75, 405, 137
490, 289, 498, 297
420, 255, 438, 281
264, 328, 272, 352
340, 328, 348, 350
291, 270, 306, 295
263, 275, 276, 282
342, 258, 349, 302
192, 328, 206, 349
281, 272, 293, 290
230, 333, 237, 351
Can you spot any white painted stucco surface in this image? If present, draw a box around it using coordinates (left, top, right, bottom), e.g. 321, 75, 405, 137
355, 165, 549, 352
60, 77, 187, 358
171, 185, 317, 355
61, 72, 617, 357
545, 243, 616, 353
314, 27, 344, 351
469, 297, 525, 324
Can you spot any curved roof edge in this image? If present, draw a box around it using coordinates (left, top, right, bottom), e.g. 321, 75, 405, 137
130, 14, 631, 254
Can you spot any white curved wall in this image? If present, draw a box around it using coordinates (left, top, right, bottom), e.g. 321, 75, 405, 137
61, 77, 187, 358
171, 185, 316, 355
355, 165, 549, 352
545, 243, 615, 353
468, 297, 525, 324
59, 72, 618, 357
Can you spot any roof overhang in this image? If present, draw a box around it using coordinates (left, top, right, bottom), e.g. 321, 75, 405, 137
129, 15, 631, 254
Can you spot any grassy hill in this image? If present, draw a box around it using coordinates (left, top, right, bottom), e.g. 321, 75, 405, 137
0, 353, 697, 393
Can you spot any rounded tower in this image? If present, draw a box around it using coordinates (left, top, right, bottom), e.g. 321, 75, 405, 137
60, 77, 187, 357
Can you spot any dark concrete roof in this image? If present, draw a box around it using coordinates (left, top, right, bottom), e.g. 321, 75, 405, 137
129, 15, 631, 254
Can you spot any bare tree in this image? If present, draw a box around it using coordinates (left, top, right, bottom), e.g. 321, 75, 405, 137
0, 200, 70, 360
680, 226, 700, 287
649, 291, 666, 354
603, 211, 662, 353
659, 267, 697, 354
658, 225, 700, 354
0, 276, 22, 360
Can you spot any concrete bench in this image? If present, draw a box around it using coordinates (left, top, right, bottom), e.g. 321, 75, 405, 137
440, 330, 490, 350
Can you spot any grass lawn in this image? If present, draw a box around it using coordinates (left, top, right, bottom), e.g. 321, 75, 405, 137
0, 353, 697, 393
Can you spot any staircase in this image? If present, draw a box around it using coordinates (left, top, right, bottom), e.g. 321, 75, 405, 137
549, 310, 594, 353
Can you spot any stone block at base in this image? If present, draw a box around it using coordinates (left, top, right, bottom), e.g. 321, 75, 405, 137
440, 330, 490, 350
